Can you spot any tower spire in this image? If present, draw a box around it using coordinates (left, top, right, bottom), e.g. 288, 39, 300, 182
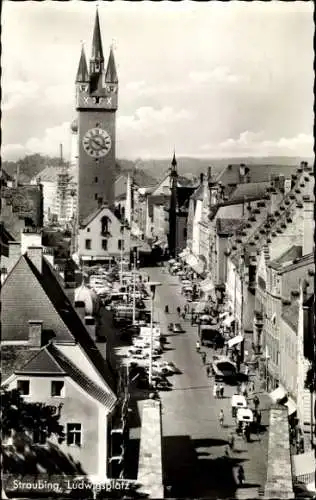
171, 149, 177, 171
75, 44, 89, 83
91, 7, 104, 64
105, 45, 118, 83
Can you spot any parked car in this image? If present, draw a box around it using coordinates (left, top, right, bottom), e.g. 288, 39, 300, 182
173, 323, 184, 333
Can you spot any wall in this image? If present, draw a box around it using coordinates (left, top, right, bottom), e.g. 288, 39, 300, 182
7, 375, 102, 476
269, 208, 304, 262
279, 318, 297, 397
192, 199, 202, 256
78, 208, 131, 259
152, 205, 168, 238
176, 214, 187, 255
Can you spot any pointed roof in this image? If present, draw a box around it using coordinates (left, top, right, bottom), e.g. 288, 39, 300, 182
91, 9, 104, 62
171, 151, 177, 169
15, 347, 66, 375
105, 46, 118, 83
76, 46, 89, 82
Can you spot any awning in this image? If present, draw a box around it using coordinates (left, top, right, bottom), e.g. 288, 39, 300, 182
200, 278, 214, 293
222, 315, 235, 327
284, 397, 297, 416
219, 311, 230, 319
269, 386, 287, 403
186, 254, 198, 268
194, 301, 208, 313
292, 451, 315, 478
227, 335, 244, 348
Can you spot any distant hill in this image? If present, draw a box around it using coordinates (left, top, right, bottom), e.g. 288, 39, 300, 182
128, 156, 313, 180
2, 154, 157, 187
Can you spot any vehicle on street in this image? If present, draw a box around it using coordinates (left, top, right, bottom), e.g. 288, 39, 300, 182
173, 323, 184, 333
200, 325, 224, 348
212, 356, 237, 381
231, 394, 247, 418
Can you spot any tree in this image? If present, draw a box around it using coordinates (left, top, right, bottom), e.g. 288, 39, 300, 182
1, 387, 65, 444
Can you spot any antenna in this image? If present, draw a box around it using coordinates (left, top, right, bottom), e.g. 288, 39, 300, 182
60, 144, 64, 166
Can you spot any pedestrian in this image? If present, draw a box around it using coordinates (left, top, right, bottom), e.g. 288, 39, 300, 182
253, 395, 260, 410
237, 465, 245, 485
216, 385, 221, 399
219, 409, 224, 427
206, 365, 210, 377
201, 352, 206, 364
213, 383, 218, 398
229, 432, 235, 451
244, 364, 249, 376
220, 385, 224, 399
224, 445, 230, 457
177, 306, 181, 317
196, 340, 201, 352
181, 311, 185, 320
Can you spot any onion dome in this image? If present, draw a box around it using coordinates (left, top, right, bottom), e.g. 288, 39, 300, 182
74, 284, 100, 316
70, 119, 78, 133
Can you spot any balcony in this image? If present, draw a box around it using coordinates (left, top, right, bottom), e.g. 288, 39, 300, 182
101, 231, 111, 237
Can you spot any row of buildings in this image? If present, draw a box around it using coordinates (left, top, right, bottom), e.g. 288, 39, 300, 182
128, 158, 315, 450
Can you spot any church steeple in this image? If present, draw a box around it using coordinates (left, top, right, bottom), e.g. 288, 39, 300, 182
168, 151, 178, 258
90, 8, 104, 75
105, 46, 118, 83
76, 46, 89, 83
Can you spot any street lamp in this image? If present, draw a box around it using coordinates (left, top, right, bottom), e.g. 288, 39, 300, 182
120, 225, 124, 286
147, 281, 162, 387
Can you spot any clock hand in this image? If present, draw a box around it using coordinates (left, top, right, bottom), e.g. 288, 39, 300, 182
90, 136, 104, 149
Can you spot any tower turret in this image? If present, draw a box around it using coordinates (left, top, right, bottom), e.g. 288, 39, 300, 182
76, 46, 89, 83
105, 46, 118, 83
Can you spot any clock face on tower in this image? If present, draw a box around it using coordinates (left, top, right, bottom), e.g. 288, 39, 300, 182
82, 127, 112, 158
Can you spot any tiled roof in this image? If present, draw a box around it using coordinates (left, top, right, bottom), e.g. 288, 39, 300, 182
48, 343, 117, 411
269, 246, 303, 270
216, 164, 298, 185
229, 163, 314, 263
15, 347, 66, 375
282, 301, 299, 332
28, 257, 117, 393
0, 168, 13, 181
276, 252, 314, 275
1, 346, 41, 383
216, 218, 245, 236
34, 166, 71, 183
191, 184, 204, 201
0, 223, 15, 257
2, 254, 117, 394
228, 182, 270, 203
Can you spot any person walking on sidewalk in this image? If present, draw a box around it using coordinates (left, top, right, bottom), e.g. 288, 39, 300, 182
201, 352, 206, 364
220, 384, 224, 399
213, 383, 218, 398
206, 365, 211, 377
237, 465, 245, 486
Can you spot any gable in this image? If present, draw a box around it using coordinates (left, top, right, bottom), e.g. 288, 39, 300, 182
151, 175, 170, 196
1, 257, 73, 342
14, 347, 66, 375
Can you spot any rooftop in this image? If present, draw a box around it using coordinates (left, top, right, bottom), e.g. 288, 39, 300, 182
282, 301, 300, 332
269, 246, 303, 270
216, 218, 245, 236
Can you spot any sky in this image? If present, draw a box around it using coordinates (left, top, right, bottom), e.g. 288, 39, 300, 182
2, 0, 314, 161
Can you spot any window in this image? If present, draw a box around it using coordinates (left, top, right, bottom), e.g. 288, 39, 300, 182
102, 239, 108, 251
17, 380, 30, 395
67, 423, 82, 446
87, 228, 90, 233
85, 239, 91, 250
101, 216, 109, 235
51, 381, 64, 397
118, 239, 124, 251
95, 193, 98, 200
95, 177, 98, 183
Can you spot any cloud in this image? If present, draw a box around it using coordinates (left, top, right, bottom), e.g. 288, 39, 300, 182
125, 80, 147, 91
2, 79, 39, 111
189, 67, 247, 85
118, 106, 190, 135
25, 121, 71, 157
1, 143, 27, 161
44, 84, 73, 107
200, 131, 314, 157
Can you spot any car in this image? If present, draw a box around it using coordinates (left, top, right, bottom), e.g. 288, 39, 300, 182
173, 323, 184, 333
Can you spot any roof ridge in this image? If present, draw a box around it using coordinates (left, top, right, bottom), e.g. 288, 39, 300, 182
48, 344, 116, 409
15, 344, 66, 374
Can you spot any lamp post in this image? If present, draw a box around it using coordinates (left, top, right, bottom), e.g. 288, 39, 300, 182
132, 248, 137, 325
120, 225, 124, 286
147, 281, 161, 387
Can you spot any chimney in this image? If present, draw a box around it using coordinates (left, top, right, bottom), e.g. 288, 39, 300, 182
268, 190, 279, 214
200, 173, 204, 185
7, 241, 22, 274
21, 228, 42, 255
27, 246, 43, 273
207, 167, 212, 183
43, 247, 55, 266
303, 195, 314, 256
28, 320, 43, 348
239, 164, 246, 183
284, 178, 292, 195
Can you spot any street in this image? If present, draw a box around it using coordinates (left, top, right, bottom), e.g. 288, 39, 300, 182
147, 266, 270, 499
